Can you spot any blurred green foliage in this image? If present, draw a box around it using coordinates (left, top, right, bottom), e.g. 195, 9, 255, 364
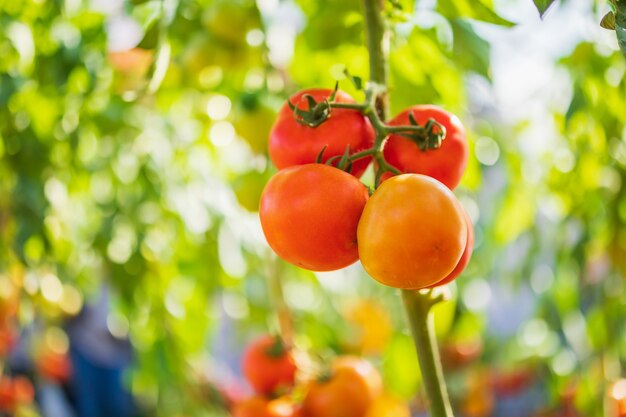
0, 0, 626, 416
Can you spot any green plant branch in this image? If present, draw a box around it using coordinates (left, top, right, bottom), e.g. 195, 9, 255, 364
402, 290, 454, 417
362, 0, 455, 416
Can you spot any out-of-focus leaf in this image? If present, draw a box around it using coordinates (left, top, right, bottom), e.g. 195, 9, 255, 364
385, 0, 414, 23
437, 0, 514, 27
601, 11, 616, 30
533, 0, 557, 17
382, 334, 421, 399
493, 186, 535, 244
137, 20, 160, 50
451, 19, 491, 78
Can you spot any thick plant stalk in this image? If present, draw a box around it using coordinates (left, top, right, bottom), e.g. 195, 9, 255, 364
362, 0, 389, 118
402, 291, 454, 417
362, 1, 455, 416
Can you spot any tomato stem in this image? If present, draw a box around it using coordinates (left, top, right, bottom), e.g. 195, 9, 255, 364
402, 290, 454, 417
266, 257, 294, 347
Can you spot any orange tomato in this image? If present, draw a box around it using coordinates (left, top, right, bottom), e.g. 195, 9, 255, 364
242, 335, 297, 396
303, 356, 382, 417
343, 299, 392, 355
108, 48, 154, 75
383, 105, 468, 190
426, 207, 474, 288
260, 164, 369, 271
12, 376, 34, 404
233, 396, 301, 417
365, 394, 410, 417
357, 174, 467, 289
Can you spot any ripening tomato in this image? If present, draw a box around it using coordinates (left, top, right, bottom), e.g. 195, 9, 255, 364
303, 356, 382, 417
343, 299, 392, 355
426, 207, 474, 288
242, 335, 297, 396
233, 169, 271, 212
0, 378, 15, 413
383, 105, 468, 190
37, 350, 72, 383
203, 1, 258, 47
108, 48, 154, 75
260, 164, 369, 271
233, 396, 301, 417
12, 377, 34, 405
269, 89, 374, 178
365, 394, 411, 417
357, 174, 467, 289
233, 100, 276, 155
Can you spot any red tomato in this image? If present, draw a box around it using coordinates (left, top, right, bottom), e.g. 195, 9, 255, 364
269, 89, 374, 178
357, 174, 467, 289
383, 105, 468, 189
426, 207, 474, 288
0, 378, 15, 412
12, 376, 34, 405
260, 164, 369, 271
242, 335, 297, 396
37, 351, 72, 383
303, 356, 382, 417
490, 368, 535, 396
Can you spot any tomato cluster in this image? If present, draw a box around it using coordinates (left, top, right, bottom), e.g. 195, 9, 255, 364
260, 88, 473, 290
233, 334, 409, 417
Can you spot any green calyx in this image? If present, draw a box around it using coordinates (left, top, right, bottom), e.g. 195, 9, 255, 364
265, 335, 288, 358
401, 113, 447, 152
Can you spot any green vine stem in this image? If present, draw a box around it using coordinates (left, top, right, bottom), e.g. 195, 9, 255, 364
361, 1, 455, 416
402, 291, 454, 417
265, 255, 294, 347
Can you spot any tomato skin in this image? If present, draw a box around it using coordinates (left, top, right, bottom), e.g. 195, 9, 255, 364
260, 164, 369, 271
426, 207, 474, 288
383, 105, 468, 190
37, 351, 72, 383
343, 300, 392, 355
365, 394, 410, 417
242, 336, 297, 396
269, 89, 374, 178
303, 356, 382, 417
357, 174, 467, 289
233, 396, 301, 417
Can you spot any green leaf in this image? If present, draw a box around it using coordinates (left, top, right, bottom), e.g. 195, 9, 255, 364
137, 20, 160, 49
451, 19, 491, 78
437, 0, 515, 27
533, 0, 557, 17
601, 11, 616, 29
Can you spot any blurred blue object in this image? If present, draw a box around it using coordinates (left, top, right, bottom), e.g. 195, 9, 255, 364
65, 285, 136, 417
39, 382, 77, 417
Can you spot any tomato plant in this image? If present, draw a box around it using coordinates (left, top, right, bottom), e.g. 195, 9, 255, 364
260, 164, 369, 271
269, 89, 375, 178
357, 174, 468, 289
383, 105, 468, 190
241, 335, 297, 396
303, 356, 382, 417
